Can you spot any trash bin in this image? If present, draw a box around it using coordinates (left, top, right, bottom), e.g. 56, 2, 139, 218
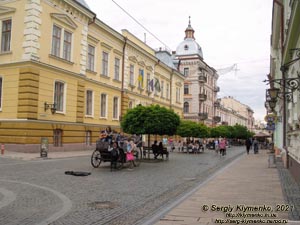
40, 137, 49, 158
268, 153, 275, 168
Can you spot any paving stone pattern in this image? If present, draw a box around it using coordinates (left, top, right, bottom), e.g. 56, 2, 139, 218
277, 158, 300, 221
0, 147, 244, 225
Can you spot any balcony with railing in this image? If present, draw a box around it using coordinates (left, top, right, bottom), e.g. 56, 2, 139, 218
198, 75, 207, 83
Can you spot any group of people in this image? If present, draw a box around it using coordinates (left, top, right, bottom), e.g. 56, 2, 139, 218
100, 126, 140, 170
214, 138, 227, 156
245, 138, 259, 154
151, 140, 169, 159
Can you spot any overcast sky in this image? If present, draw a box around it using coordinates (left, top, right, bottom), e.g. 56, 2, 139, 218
85, 0, 273, 121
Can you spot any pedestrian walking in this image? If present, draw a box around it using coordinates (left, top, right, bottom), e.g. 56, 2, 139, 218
253, 138, 259, 154
245, 138, 252, 154
214, 139, 219, 155
219, 138, 227, 156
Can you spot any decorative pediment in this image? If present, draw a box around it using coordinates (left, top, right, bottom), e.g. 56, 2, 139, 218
146, 65, 153, 71
50, 13, 77, 29
138, 60, 145, 67
128, 56, 137, 62
87, 35, 99, 45
101, 42, 113, 51
0, 6, 16, 15
176, 81, 182, 87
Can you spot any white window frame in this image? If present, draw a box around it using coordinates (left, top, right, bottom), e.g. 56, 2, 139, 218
87, 44, 95, 71
161, 81, 164, 98
112, 96, 119, 120
1, 18, 12, 53
129, 64, 134, 85
101, 51, 109, 76
86, 89, 94, 117
114, 57, 120, 80
54, 80, 66, 113
51, 24, 73, 61
100, 93, 107, 118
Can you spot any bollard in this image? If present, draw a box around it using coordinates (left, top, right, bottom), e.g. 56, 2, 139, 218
1, 144, 4, 155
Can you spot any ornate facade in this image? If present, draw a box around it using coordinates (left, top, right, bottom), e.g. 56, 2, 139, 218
169, 19, 220, 126
269, 0, 300, 182
0, 0, 184, 152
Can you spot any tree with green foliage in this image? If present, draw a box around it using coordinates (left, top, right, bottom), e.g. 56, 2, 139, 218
176, 120, 209, 138
121, 104, 180, 146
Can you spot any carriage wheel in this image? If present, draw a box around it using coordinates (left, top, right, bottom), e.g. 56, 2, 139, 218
91, 150, 102, 168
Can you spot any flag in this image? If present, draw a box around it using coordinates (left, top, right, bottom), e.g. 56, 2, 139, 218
154, 78, 161, 92
148, 79, 154, 92
138, 69, 144, 88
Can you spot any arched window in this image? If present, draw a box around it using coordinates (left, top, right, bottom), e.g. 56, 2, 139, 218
184, 102, 189, 113
184, 44, 189, 50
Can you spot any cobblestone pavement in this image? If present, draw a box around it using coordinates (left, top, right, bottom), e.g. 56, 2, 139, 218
0, 147, 244, 225
276, 158, 300, 221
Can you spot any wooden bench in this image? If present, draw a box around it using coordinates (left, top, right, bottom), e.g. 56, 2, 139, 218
143, 146, 169, 159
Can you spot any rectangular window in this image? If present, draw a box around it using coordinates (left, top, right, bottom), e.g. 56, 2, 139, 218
176, 87, 181, 102
161, 81, 164, 97
102, 52, 109, 76
51, 25, 61, 57
63, 30, 72, 61
183, 68, 189, 76
113, 96, 118, 119
54, 81, 64, 112
53, 129, 62, 147
114, 58, 120, 80
166, 83, 170, 99
146, 73, 150, 92
86, 90, 93, 116
100, 93, 107, 117
0, 77, 2, 109
129, 65, 134, 85
1, 19, 12, 52
87, 45, 95, 71
184, 84, 189, 94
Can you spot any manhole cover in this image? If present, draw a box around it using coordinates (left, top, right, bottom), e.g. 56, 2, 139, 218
87, 201, 117, 209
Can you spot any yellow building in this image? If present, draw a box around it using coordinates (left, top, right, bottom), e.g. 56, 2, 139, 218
0, 0, 184, 152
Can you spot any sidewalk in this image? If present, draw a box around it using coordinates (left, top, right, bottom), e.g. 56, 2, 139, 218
0, 149, 93, 160
154, 151, 298, 225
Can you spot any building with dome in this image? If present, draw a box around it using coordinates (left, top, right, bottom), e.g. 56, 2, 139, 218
171, 19, 220, 126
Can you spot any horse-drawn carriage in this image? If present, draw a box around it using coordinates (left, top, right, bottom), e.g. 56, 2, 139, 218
91, 139, 141, 170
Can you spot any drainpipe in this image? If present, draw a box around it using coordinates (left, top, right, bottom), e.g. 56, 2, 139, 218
120, 37, 127, 120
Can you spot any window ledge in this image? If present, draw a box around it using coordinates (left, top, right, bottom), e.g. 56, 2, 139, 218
86, 69, 97, 75
100, 74, 110, 79
49, 54, 74, 65
85, 115, 94, 118
113, 79, 121, 83
0, 51, 12, 55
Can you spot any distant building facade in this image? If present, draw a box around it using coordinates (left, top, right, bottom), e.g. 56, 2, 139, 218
216, 96, 254, 130
168, 19, 220, 127
0, 0, 184, 152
